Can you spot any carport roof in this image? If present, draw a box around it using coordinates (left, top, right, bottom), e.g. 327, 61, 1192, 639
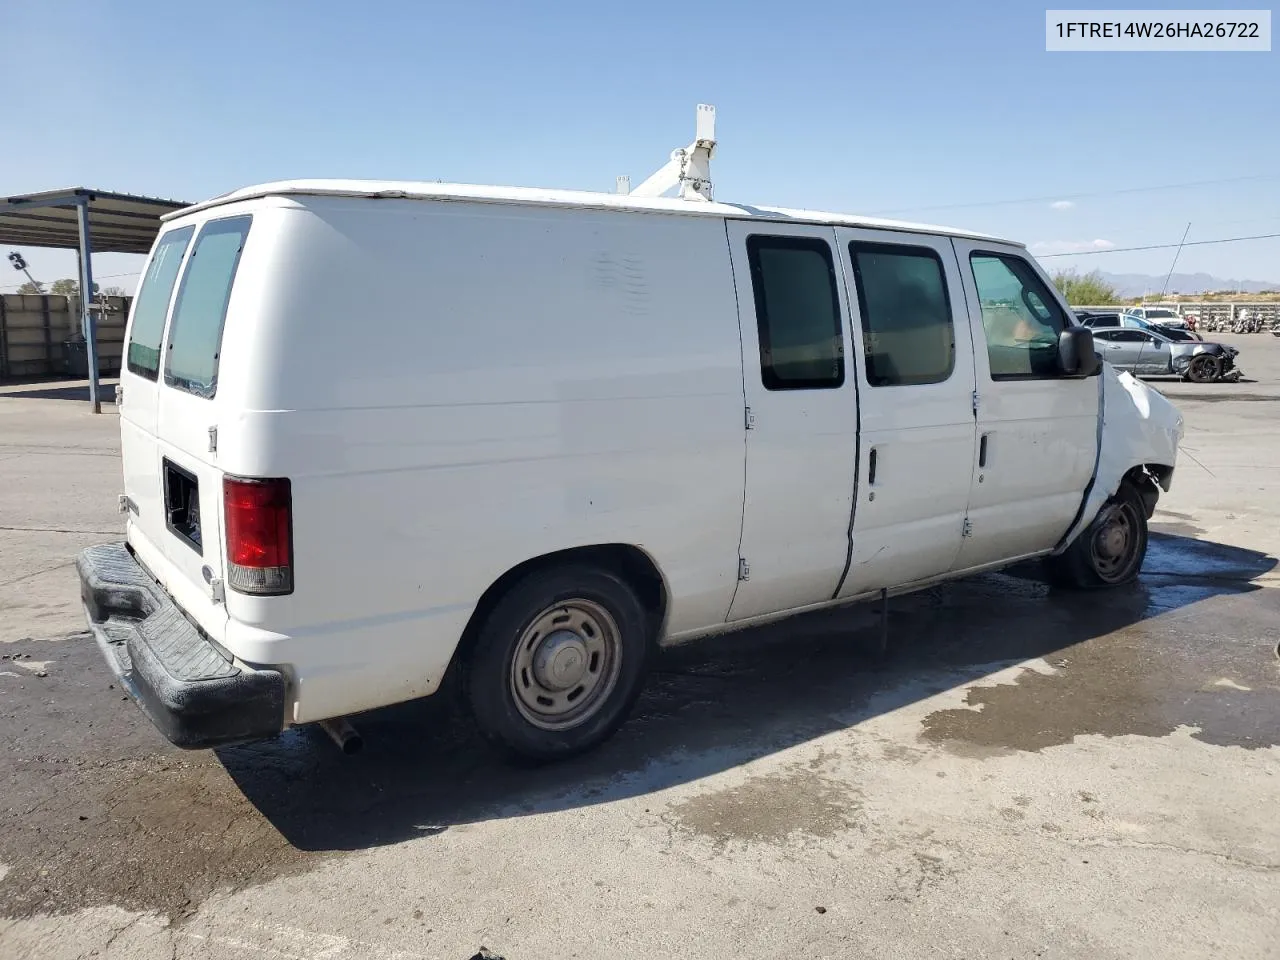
0, 187, 191, 255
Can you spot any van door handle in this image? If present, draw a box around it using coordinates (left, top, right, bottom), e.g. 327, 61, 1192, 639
979, 434, 989, 468
868, 448, 878, 485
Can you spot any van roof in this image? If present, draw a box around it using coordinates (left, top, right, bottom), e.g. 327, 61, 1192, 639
166, 179, 1022, 247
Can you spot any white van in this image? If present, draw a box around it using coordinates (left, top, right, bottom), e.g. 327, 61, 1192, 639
78, 179, 1184, 761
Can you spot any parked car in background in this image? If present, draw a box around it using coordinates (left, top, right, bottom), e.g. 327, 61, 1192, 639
1078, 311, 1204, 342
1125, 307, 1190, 330
1091, 326, 1240, 382
1074, 311, 1123, 327
1144, 323, 1203, 343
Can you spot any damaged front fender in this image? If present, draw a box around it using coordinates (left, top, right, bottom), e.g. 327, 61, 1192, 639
1053, 365, 1183, 554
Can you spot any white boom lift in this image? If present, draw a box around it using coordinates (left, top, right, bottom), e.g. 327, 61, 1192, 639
617, 104, 717, 202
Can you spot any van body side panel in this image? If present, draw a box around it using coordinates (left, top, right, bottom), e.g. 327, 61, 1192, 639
834, 228, 979, 597
949, 238, 1101, 567
211, 199, 746, 721
721, 222, 859, 621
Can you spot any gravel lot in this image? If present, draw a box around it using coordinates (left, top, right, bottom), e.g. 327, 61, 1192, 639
2, 335, 1278, 960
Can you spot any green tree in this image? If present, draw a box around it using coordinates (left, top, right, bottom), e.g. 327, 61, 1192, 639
16, 281, 43, 294
47, 278, 101, 297
100, 285, 127, 297
1051, 269, 1119, 305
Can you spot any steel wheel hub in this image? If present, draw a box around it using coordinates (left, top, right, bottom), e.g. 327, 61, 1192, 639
1091, 502, 1138, 581
533, 631, 589, 690
510, 599, 623, 731
1097, 521, 1128, 560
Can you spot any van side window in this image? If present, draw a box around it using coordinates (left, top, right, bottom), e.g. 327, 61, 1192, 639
126, 226, 194, 380
746, 236, 844, 390
848, 243, 954, 387
164, 216, 252, 398
969, 253, 1069, 380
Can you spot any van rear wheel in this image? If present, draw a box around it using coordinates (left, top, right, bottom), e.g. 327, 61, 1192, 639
466, 565, 651, 762
1044, 482, 1148, 589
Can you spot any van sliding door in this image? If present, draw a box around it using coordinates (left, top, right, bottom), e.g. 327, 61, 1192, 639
833, 229, 980, 598
723, 221, 859, 622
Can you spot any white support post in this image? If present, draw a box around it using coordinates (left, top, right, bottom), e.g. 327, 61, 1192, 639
627, 104, 717, 202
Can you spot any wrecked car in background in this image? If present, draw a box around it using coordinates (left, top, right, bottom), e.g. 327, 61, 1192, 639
1091, 326, 1241, 382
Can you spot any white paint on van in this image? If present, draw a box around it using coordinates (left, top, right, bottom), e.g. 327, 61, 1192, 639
173, 178, 1021, 246
115, 180, 1182, 727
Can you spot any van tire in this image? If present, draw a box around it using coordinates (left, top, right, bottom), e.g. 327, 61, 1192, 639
1044, 481, 1148, 589
465, 565, 651, 762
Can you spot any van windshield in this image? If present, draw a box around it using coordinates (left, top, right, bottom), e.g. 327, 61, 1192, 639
164, 216, 252, 398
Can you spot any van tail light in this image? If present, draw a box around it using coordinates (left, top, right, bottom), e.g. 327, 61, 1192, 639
223, 477, 293, 595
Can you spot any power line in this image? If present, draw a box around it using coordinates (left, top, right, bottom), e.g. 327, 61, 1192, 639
0, 270, 140, 291
1038, 232, 1280, 258
1158, 222, 1192, 299
873, 173, 1280, 217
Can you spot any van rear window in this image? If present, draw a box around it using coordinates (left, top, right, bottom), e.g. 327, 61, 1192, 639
126, 226, 194, 380
164, 216, 252, 398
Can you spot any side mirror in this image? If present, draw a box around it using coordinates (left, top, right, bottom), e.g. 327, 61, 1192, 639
1059, 327, 1101, 378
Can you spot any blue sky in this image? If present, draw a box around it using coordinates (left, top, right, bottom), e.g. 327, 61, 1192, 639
4, 0, 1278, 293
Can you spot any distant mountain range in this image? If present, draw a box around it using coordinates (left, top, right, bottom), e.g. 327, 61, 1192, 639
1096, 271, 1280, 298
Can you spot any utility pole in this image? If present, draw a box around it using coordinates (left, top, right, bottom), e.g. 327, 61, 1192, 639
1158, 223, 1191, 302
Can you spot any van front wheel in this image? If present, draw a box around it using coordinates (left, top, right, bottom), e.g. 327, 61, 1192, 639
1044, 482, 1149, 589
466, 565, 651, 762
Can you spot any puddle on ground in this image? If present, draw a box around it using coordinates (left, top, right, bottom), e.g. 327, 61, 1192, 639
666, 759, 862, 845
920, 614, 1280, 753
921, 537, 1280, 754
0, 636, 325, 920
1151, 515, 1206, 539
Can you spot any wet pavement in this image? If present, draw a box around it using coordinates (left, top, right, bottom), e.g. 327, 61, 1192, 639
2, 535, 1278, 926
3, 344, 1280, 959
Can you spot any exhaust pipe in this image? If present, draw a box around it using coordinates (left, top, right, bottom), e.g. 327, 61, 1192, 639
318, 717, 363, 755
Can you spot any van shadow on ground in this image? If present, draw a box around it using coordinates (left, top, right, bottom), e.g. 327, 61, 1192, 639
0, 378, 118, 402
220, 532, 1280, 854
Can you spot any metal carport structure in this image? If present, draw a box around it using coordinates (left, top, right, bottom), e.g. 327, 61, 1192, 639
0, 188, 191, 412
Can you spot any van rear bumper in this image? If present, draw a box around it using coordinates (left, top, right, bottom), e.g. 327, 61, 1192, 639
76, 542, 286, 749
